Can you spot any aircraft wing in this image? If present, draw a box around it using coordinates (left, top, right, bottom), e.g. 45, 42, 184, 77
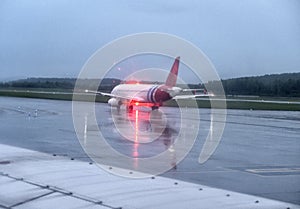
182, 88, 205, 92
2, 143, 298, 209
85, 90, 145, 102
173, 93, 214, 100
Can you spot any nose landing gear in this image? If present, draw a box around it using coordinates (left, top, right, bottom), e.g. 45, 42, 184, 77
151, 106, 159, 111
127, 105, 133, 112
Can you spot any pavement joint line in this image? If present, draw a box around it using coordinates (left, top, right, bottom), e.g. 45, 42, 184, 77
224, 166, 300, 178
9, 191, 55, 208
0, 172, 119, 209
200, 118, 299, 131
0, 204, 11, 209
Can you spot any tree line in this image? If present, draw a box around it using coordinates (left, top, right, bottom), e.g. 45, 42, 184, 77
221, 73, 300, 97
0, 73, 299, 97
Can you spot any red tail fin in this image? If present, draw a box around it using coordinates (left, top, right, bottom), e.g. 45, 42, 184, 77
165, 56, 180, 87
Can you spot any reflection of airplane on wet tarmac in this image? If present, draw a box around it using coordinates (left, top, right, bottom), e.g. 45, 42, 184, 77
86, 57, 212, 111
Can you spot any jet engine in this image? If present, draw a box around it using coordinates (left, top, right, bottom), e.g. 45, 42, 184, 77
108, 98, 121, 107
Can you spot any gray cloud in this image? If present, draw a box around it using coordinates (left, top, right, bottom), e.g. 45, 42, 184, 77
0, 0, 299, 80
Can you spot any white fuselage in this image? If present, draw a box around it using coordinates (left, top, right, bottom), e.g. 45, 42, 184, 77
111, 84, 161, 103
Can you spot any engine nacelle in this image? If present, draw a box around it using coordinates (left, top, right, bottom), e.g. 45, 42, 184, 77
108, 98, 121, 107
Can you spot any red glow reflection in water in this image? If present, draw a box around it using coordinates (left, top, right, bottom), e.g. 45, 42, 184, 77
133, 109, 139, 158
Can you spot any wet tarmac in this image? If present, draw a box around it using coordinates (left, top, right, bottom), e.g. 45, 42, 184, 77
0, 96, 299, 204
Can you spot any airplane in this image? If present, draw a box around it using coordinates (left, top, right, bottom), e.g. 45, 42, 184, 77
86, 56, 213, 111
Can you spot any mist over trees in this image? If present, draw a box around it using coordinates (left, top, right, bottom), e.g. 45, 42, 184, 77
0, 73, 299, 97
4, 78, 76, 89
0, 78, 122, 92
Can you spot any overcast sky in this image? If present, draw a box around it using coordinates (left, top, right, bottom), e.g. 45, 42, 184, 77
0, 0, 299, 81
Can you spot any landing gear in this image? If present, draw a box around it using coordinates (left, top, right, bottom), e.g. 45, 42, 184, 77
127, 105, 133, 112
151, 106, 159, 111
